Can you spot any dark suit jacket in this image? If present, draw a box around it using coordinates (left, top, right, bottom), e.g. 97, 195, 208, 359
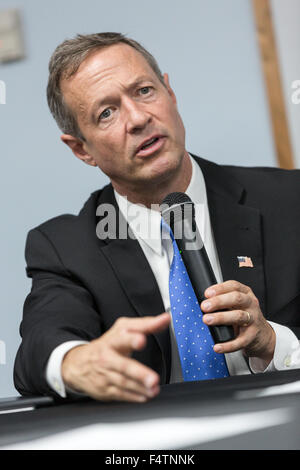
14, 155, 300, 396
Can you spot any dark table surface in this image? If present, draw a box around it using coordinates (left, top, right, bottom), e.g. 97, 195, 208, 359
1, 369, 300, 450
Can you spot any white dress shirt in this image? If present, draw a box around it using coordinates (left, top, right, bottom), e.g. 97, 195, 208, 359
46, 155, 300, 397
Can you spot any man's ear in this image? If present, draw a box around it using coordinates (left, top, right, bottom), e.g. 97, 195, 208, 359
60, 134, 97, 166
163, 73, 177, 105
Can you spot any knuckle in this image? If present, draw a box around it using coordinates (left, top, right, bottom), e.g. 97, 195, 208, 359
118, 375, 128, 389
94, 345, 109, 364
106, 385, 119, 400
96, 375, 109, 390
90, 348, 102, 366
239, 337, 248, 350
114, 317, 132, 335
252, 295, 260, 307
238, 310, 245, 323
98, 353, 109, 368
101, 376, 109, 388
234, 291, 243, 305
115, 317, 127, 327
120, 359, 131, 376
231, 280, 240, 290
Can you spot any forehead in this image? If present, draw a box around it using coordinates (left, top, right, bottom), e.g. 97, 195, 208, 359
60, 44, 157, 112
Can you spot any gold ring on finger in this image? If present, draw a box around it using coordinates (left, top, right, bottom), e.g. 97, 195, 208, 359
242, 311, 251, 327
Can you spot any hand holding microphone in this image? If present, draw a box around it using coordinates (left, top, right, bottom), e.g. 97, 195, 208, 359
160, 191, 234, 343
160, 192, 275, 364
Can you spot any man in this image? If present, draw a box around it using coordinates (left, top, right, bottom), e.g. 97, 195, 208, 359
14, 33, 300, 403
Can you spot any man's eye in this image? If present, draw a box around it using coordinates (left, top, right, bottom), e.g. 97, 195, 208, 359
139, 87, 151, 95
99, 108, 112, 120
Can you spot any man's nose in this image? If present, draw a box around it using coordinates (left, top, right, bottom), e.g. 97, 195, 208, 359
124, 98, 151, 133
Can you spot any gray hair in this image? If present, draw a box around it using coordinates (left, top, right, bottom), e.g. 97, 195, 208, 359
46, 32, 165, 140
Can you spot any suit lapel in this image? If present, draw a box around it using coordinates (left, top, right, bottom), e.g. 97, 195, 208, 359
194, 155, 266, 314
94, 184, 171, 381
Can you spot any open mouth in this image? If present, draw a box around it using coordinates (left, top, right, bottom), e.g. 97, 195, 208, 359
136, 136, 165, 157
140, 137, 159, 150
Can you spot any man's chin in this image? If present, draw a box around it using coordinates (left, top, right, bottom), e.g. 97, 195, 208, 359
136, 149, 183, 179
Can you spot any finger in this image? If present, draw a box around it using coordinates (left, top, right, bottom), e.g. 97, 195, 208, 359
201, 291, 251, 312
125, 312, 171, 335
101, 349, 160, 390
205, 280, 250, 298
202, 310, 253, 327
86, 382, 154, 403
101, 385, 159, 403
107, 330, 148, 356
104, 369, 160, 399
213, 334, 251, 355
107, 313, 171, 354
106, 385, 159, 403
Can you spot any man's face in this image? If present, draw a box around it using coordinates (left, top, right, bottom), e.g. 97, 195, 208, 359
61, 43, 187, 193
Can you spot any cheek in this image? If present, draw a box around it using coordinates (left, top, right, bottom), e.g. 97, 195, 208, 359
89, 133, 123, 159
88, 135, 130, 172
162, 102, 185, 135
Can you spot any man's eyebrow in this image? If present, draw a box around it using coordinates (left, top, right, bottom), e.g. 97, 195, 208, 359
90, 75, 154, 122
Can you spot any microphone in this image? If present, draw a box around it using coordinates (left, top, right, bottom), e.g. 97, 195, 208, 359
160, 192, 234, 343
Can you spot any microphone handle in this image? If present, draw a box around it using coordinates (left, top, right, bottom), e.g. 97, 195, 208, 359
174, 219, 235, 343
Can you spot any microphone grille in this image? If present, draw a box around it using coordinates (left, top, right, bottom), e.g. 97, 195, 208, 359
161, 192, 192, 207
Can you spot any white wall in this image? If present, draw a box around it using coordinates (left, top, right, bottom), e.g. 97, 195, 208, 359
271, 0, 300, 169
0, 0, 277, 398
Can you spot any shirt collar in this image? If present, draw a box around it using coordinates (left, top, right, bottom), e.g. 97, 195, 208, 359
114, 154, 207, 255
114, 192, 163, 255
185, 153, 207, 205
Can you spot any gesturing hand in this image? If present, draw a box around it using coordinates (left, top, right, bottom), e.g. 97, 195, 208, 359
62, 312, 171, 403
201, 280, 275, 364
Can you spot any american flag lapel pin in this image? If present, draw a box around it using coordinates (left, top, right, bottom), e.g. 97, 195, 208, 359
237, 256, 254, 268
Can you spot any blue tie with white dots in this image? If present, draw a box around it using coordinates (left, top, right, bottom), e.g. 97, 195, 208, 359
164, 222, 229, 381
